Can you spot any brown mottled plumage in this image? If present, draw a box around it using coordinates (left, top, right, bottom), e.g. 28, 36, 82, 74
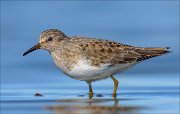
23, 29, 170, 97
51, 36, 169, 68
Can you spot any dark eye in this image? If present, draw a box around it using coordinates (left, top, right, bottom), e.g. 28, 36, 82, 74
47, 37, 53, 41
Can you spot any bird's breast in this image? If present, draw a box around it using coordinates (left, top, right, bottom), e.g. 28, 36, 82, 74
50, 50, 80, 74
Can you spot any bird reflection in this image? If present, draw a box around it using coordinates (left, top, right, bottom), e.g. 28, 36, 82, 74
46, 94, 143, 114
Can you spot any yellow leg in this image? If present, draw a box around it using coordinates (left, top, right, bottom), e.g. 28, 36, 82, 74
87, 81, 93, 98
110, 75, 119, 97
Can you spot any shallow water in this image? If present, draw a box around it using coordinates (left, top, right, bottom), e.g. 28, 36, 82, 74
1, 75, 179, 114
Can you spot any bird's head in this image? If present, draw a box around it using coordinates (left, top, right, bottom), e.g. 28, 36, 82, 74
23, 29, 68, 56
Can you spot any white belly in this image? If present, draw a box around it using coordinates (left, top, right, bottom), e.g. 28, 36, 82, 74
66, 59, 137, 81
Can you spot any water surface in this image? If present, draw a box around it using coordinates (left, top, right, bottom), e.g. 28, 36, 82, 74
1, 75, 179, 114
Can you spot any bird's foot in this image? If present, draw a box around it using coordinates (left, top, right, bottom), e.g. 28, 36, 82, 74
112, 92, 117, 98
89, 92, 93, 98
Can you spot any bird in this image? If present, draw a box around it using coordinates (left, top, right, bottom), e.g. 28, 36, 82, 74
23, 29, 170, 97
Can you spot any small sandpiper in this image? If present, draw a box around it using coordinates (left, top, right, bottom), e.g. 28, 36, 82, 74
23, 29, 170, 97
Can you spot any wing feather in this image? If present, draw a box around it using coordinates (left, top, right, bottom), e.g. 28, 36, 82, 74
71, 37, 140, 66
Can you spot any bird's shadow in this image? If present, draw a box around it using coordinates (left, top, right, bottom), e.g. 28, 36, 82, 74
45, 93, 146, 114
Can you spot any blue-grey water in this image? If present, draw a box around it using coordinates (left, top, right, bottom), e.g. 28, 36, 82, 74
1, 1, 179, 114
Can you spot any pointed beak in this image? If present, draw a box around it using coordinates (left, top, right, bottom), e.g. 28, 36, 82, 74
23, 43, 41, 56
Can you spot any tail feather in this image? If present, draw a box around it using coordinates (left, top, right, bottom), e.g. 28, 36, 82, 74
136, 47, 170, 61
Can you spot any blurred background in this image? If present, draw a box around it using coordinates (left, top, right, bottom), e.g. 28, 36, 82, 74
1, 1, 179, 85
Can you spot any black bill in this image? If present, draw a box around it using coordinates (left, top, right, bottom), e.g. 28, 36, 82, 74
23, 43, 41, 56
